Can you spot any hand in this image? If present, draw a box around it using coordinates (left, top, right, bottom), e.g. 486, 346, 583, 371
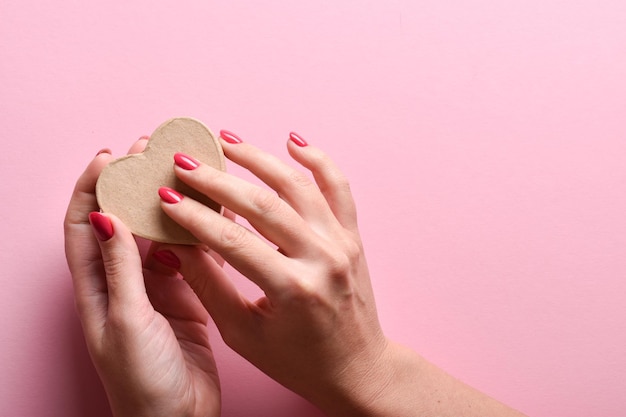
63, 139, 220, 417
157, 133, 390, 416
157, 131, 528, 417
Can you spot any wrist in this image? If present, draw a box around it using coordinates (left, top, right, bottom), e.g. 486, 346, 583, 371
313, 339, 419, 417
316, 341, 528, 417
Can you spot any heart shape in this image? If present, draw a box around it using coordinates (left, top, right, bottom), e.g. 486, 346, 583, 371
96, 117, 225, 245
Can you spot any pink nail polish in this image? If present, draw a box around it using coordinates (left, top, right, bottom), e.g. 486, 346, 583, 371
174, 153, 200, 170
220, 130, 243, 144
289, 132, 308, 147
158, 187, 183, 204
153, 250, 181, 269
89, 212, 114, 241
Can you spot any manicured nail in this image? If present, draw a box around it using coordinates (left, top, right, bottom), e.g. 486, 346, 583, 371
152, 250, 181, 269
174, 153, 200, 170
289, 132, 308, 147
220, 129, 243, 144
96, 148, 112, 156
158, 187, 183, 204
89, 212, 114, 241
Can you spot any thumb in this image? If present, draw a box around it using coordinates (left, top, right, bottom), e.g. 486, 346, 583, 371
88, 212, 148, 313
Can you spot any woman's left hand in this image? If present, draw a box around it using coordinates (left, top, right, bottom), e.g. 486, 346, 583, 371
63, 139, 221, 417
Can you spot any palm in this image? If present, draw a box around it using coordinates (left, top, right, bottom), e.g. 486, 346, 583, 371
122, 268, 221, 417
91, 265, 221, 417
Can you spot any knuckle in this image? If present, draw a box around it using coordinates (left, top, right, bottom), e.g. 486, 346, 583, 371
331, 172, 352, 195
101, 252, 129, 278
275, 262, 319, 301
248, 188, 282, 214
324, 249, 352, 281
282, 276, 326, 309
318, 237, 362, 281
287, 170, 313, 189
343, 238, 363, 265
285, 275, 316, 297
332, 253, 352, 278
219, 221, 249, 249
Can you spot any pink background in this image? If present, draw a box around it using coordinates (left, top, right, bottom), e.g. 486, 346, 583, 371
1, 1, 625, 416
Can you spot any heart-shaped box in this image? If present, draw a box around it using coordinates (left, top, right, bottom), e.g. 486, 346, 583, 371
96, 117, 225, 244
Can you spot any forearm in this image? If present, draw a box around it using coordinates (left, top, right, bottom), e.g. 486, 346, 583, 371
320, 341, 527, 417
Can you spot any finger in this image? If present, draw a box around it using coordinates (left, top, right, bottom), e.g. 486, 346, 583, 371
172, 155, 320, 258
143, 240, 175, 272
88, 212, 150, 317
223, 207, 236, 222
287, 134, 359, 233
159, 189, 292, 296
160, 245, 254, 336
144, 269, 209, 325
127, 135, 154, 267
144, 208, 237, 270
65, 151, 114, 330
219, 133, 340, 233
144, 269, 213, 352
127, 135, 149, 154
210, 208, 237, 265
197, 208, 237, 267
207, 247, 226, 268
64, 150, 113, 231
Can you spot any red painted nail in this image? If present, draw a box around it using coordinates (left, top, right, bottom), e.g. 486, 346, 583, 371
158, 187, 183, 204
174, 153, 200, 170
220, 129, 243, 144
152, 250, 181, 269
289, 132, 308, 147
89, 212, 114, 241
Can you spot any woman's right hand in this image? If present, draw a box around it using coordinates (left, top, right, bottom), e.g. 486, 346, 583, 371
158, 133, 390, 416
156, 131, 527, 417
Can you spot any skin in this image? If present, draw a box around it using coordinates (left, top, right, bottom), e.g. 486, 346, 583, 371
65, 135, 528, 417
64, 139, 220, 417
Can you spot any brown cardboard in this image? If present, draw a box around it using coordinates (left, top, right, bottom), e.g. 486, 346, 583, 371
95, 117, 225, 244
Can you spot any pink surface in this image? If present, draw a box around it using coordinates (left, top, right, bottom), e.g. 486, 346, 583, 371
1, 1, 625, 416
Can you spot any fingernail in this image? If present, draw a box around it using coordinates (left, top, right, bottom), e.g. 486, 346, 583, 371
220, 129, 243, 144
139, 135, 150, 141
174, 153, 200, 170
152, 250, 181, 269
89, 212, 114, 241
289, 132, 308, 147
96, 148, 112, 156
158, 187, 183, 204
